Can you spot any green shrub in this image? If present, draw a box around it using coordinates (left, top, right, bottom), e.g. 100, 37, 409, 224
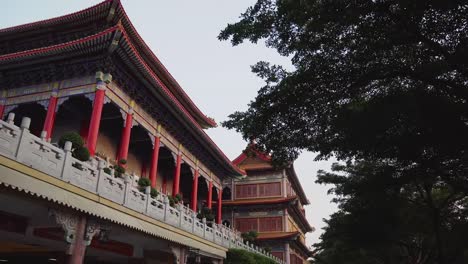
168, 194, 182, 207
58, 132, 89, 161
113, 164, 125, 178
197, 206, 215, 221
150, 187, 158, 198
103, 167, 111, 175
252, 252, 277, 264
118, 159, 127, 165
138, 177, 151, 187
241, 231, 258, 243
59, 132, 84, 149
73, 146, 90, 161
226, 249, 263, 264
168, 195, 176, 207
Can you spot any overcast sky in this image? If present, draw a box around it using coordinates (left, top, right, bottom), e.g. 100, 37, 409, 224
1, 0, 338, 248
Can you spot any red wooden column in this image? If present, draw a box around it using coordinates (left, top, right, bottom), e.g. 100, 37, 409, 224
67, 215, 87, 264
87, 72, 111, 156
0, 91, 6, 120
172, 150, 182, 195
217, 187, 223, 224
149, 135, 161, 188
43, 91, 58, 141
0, 101, 5, 120
118, 107, 133, 164
191, 169, 199, 211
207, 180, 213, 209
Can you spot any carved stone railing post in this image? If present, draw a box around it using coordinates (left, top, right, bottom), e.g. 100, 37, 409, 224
144, 185, 151, 214
96, 159, 106, 193
202, 217, 206, 238
123, 175, 132, 206
14, 117, 31, 160
6, 113, 14, 125
163, 195, 169, 221
192, 211, 197, 233
61, 141, 73, 181
177, 203, 183, 228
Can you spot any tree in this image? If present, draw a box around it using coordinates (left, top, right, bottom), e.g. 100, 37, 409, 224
220, 1, 468, 263
219, 0, 468, 164
313, 160, 468, 264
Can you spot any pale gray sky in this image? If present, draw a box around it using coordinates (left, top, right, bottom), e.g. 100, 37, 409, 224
1, 0, 338, 248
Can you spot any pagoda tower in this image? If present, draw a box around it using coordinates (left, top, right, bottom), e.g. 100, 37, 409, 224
222, 143, 313, 264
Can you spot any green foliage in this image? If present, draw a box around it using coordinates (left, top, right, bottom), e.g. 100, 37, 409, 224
168, 194, 182, 207
113, 164, 125, 178
241, 231, 258, 243
226, 249, 275, 264
226, 249, 256, 264
103, 167, 111, 175
313, 160, 468, 263
197, 206, 215, 221
220, 0, 468, 164
137, 177, 151, 187
58, 132, 89, 161
58, 132, 84, 149
150, 187, 158, 198
118, 159, 127, 165
72, 146, 90, 161
221, 2, 468, 262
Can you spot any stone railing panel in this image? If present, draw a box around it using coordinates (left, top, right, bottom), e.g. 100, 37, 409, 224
165, 205, 180, 226
65, 157, 98, 192
178, 204, 196, 232
204, 225, 214, 241
147, 197, 165, 221
97, 172, 125, 204
214, 229, 223, 245
193, 219, 204, 237
124, 185, 148, 214
17, 131, 64, 179
0, 114, 20, 159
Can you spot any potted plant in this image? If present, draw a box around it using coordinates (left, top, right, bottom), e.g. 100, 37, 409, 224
137, 177, 158, 199
113, 159, 126, 178
137, 177, 151, 190
168, 193, 182, 207
197, 206, 215, 226
59, 132, 90, 169
103, 167, 112, 175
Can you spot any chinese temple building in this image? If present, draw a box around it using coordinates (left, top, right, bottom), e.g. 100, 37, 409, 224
0, 1, 284, 264
222, 144, 313, 264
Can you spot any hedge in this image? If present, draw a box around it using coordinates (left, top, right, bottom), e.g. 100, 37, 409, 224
226, 249, 276, 264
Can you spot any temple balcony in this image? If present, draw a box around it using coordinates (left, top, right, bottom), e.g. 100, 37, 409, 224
0, 114, 283, 264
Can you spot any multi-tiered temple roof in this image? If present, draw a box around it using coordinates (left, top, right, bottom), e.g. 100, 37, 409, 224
0, 0, 242, 179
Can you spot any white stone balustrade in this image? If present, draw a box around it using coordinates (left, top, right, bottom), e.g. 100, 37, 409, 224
0, 116, 283, 264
